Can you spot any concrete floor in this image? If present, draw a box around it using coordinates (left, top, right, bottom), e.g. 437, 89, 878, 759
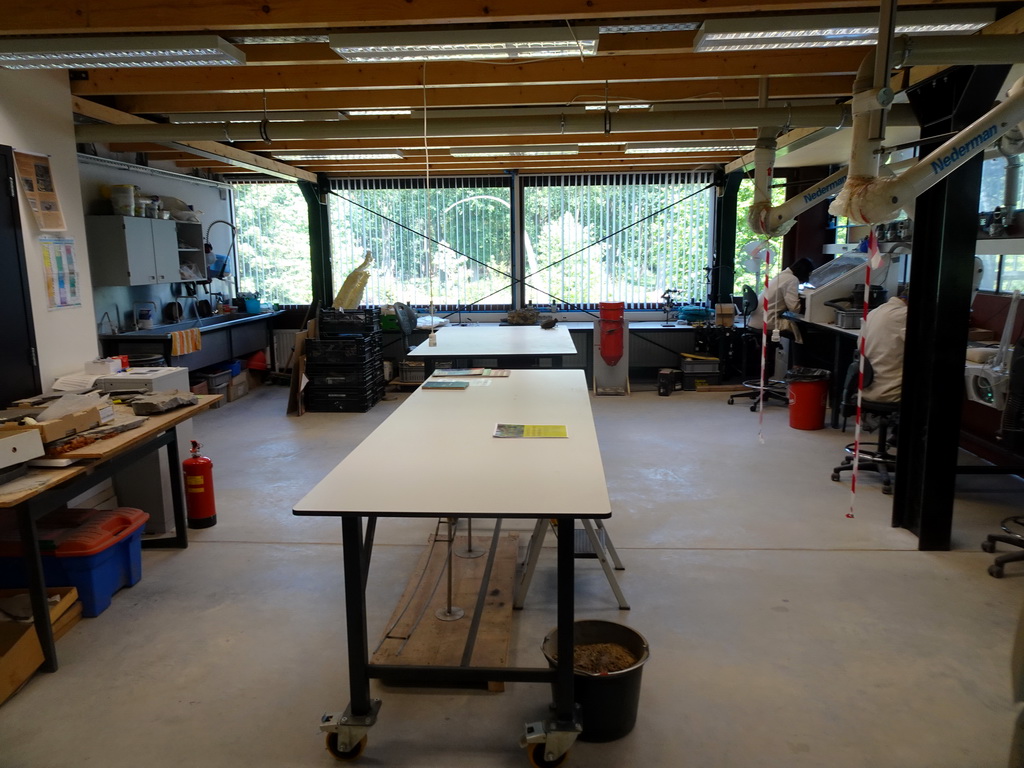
2, 380, 1023, 768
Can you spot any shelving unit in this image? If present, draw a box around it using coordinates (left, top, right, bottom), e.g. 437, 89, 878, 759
175, 221, 207, 282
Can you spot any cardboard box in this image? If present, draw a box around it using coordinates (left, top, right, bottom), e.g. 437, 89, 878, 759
0, 406, 101, 444
0, 586, 79, 705
714, 304, 737, 327
189, 380, 209, 396
227, 372, 249, 402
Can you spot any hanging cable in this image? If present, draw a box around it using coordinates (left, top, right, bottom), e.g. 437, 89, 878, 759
423, 62, 438, 345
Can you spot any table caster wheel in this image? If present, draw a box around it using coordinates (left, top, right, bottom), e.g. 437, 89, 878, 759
527, 743, 569, 768
882, 485, 893, 495
981, 541, 996, 553
749, 404, 757, 412
989, 564, 1005, 579
728, 397, 735, 404
831, 472, 840, 482
326, 733, 367, 761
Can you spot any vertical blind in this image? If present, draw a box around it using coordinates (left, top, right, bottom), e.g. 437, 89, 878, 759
233, 172, 716, 310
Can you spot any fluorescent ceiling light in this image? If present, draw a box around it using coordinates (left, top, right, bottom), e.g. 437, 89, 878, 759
0, 35, 245, 69
345, 109, 413, 116
693, 9, 993, 52
450, 145, 578, 157
624, 142, 755, 154
272, 150, 406, 161
585, 103, 650, 111
169, 110, 345, 124
329, 28, 598, 63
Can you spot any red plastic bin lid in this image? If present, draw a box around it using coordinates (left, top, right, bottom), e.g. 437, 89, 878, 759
0, 507, 149, 558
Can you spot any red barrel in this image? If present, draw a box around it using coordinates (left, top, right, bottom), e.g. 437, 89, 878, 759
788, 380, 829, 430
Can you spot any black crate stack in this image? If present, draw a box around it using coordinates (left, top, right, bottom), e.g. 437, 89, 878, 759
304, 308, 384, 412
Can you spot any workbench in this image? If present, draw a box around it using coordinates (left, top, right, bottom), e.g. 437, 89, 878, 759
406, 323, 578, 375
293, 369, 611, 764
0, 396, 220, 672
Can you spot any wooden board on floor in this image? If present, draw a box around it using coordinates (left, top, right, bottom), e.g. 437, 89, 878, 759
371, 531, 518, 691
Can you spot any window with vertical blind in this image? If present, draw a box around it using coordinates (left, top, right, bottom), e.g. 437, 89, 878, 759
329, 176, 513, 308
521, 172, 716, 308
232, 172, 716, 311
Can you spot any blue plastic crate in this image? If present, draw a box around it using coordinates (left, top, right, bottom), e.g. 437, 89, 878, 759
0, 508, 147, 618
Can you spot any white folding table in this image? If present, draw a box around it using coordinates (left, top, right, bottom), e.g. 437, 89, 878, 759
407, 324, 578, 375
293, 369, 610, 764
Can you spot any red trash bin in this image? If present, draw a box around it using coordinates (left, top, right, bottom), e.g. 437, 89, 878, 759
788, 378, 829, 430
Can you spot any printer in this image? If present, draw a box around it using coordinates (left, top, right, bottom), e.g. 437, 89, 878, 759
95, 367, 190, 394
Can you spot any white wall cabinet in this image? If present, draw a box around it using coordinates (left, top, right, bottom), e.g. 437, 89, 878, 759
86, 215, 180, 286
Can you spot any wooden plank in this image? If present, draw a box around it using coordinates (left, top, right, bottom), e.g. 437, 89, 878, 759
372, 532, 519, 691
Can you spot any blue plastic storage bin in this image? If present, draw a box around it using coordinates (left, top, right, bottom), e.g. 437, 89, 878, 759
0, 507, 148, 617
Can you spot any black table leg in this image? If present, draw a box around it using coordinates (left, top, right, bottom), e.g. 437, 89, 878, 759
16, 507, 57, 672
342, 516, 372, 715
553, 517, 576, 724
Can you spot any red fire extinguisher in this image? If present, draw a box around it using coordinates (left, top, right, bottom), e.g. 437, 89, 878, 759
183, 440, 217, 529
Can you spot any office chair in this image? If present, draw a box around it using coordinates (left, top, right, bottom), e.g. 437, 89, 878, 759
392, 301, 418, 353
727, 286, 789, 410
830, 357, 899, 494
982, 341, 1024, 579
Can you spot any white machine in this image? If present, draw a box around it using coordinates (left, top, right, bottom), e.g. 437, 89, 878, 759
96, 366, 190, 394
965, 290, 1021, 410
800, 252, 902, 325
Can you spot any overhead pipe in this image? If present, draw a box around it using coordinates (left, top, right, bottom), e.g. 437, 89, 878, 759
74, 105, 859, 144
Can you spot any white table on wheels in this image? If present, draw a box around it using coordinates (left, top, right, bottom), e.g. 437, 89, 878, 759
407, 323, 578, 375
293, 368, 610, 764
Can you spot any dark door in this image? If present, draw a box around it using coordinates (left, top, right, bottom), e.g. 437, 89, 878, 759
0, 145, 41, 407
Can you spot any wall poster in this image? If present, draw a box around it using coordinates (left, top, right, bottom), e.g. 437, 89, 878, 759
39, 237, 81, 309
13, 150, 66, 231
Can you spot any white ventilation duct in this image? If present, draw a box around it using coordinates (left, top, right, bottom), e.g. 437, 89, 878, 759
746, 34, 1024, 234
831, 34, 1024, 224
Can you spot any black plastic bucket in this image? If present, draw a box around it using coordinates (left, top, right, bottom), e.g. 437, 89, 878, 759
541, 620, 650, 742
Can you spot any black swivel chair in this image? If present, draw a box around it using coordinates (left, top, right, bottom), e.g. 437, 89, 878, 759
982, 341, 1024, 579
830, 357, 899, 494
727, 286, 789, 411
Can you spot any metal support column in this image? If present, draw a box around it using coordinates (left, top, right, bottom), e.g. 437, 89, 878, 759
712, 171, 741, 304
894, 65, 1011, 550
301, 173, 334, 308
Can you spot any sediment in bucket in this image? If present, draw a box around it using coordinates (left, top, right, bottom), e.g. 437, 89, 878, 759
541, 620, 650, 742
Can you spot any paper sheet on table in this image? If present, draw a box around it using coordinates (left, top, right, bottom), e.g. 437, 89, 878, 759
51, 373, 100, 392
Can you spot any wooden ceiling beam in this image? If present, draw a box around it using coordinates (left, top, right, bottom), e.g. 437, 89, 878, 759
69, 49, 867, 96
113, 75, 852, 114
3, 0, 998, 34
72, 97, 315, 181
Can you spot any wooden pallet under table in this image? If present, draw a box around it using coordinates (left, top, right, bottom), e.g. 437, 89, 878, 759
371, 530, 519, 692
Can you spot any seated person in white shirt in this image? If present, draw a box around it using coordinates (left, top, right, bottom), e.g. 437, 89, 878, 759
748, 257, 815, 371
860, 292, 908, 402
748, 257, 815, 341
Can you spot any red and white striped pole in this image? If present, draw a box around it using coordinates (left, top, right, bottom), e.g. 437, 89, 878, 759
847, 230, 883, 519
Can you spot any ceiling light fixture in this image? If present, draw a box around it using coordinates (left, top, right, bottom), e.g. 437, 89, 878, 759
169, 110, 346, 124
450, 145, 579, 157
693, 9, 993, 52
329, 28, 599, 63
272, 150, 406, 161
584, 103, 650, 111
0, 35, 246, 69
624, 142, 756, 154
345, 109, 414, 116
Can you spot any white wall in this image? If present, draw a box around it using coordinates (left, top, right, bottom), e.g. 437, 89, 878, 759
0, 69, 100, 387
